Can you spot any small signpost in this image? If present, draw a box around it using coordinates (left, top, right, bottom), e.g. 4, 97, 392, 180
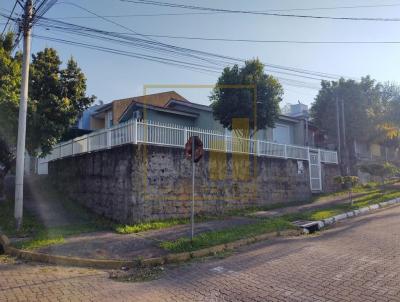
185, 136, 203, 241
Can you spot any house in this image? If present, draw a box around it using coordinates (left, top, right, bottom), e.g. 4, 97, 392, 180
83, 91, 324, 148
41, 92, 340, 220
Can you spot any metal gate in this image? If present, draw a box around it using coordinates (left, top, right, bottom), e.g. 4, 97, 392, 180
309, 149, 322, 191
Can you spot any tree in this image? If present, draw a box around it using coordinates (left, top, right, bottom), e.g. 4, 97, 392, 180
372, 82, 400, 146
210, 59, 283, 136
310, 76, 382, 172
0, 33, 94, 184
0, 33, 21, 147
27, 49, 95, 154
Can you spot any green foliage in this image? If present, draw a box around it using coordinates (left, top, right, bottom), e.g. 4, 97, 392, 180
359, 162, 399, 179
0, 199, 41, 237
334, 175, 359, 187
0, 34, 95, 157
210, 59, 283, 133
309, 209, 344, 221
115, 215, 215, 234
115, 218, 190, 234
311, 77, 382, 146
311, 78, 400, 150
160, 218, 293, 253
27, 49, 95, 155
0, 136, 14, 173
0, 33, 21, 147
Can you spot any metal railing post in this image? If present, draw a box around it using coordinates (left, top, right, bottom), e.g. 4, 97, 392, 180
184, 127, 188, 146
134, 119, 138, 144
107, 128, 112, 149
284, 145, 287, 158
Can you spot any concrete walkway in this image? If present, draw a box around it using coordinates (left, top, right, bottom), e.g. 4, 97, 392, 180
36, 217, 256, 260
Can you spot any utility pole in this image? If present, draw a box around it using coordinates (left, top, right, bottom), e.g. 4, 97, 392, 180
341, 98, 349, 174
335, 96, 341, 166
14, 0, 33, 230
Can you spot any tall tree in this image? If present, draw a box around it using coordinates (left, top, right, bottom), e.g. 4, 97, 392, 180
0, 33, 21, 147
27, 49, 94, 154
374, 82, 400, 145
210, 59, 283, 135
0, 36, 94, 158
311, 76, 384, 172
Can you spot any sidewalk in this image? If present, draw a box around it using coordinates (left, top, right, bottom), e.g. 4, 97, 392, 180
35, 217, 256, 260
249, 191, 370, 219
3, 175, 392, 262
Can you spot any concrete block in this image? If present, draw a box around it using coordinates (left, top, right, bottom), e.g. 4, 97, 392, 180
369, 204, 379, 210
333, 213, 347, 221
323, 217, 335, 225
359, 207, 370, 214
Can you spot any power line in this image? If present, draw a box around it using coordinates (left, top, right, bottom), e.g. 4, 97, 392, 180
103, 32, 400, 44
4, 6, 352, 81
32, 33, 322, 90
52, 2, 400, 19
1, 0, 18, 35
36, 14, 347, 80
121, 0, 400, 22
39, 2, 355, 80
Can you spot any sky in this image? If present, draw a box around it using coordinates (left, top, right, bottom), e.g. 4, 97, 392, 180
2, 0, 400, 109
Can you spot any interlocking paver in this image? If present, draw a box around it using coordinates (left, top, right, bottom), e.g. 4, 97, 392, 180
1, 205, 400, 301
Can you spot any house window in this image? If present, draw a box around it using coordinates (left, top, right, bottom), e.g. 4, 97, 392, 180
273, 124, 291, 144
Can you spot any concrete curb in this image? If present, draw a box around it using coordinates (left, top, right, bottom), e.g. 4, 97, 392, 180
302, 197, 400, 233
0, 228, 300, 270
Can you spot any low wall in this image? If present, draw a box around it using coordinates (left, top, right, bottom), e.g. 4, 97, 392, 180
49, 144, 339, 223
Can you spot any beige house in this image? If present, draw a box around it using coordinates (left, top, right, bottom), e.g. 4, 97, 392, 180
90, 91, 189, 130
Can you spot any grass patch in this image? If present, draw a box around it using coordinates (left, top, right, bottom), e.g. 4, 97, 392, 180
114, 215, 217, 234
15, 223, 110, 250
0, 199, 41, 237
0, 196, 113, 250
160, 217, 293, 253
309, 209, 344, 221
18, 237, 65, 250
115, 218, 189, 234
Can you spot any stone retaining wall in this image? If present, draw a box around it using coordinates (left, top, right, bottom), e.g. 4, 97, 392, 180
49, 144, 339, 223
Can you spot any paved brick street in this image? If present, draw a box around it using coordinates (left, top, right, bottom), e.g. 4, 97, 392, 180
1, 205, 400, 302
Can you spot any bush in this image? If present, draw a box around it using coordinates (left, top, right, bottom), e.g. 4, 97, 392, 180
359, 162, 400, 183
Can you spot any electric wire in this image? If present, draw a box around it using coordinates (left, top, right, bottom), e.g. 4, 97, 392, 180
121, 0, 400, 22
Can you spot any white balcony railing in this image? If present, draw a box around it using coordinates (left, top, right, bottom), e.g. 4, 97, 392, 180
41, 119, 338, 165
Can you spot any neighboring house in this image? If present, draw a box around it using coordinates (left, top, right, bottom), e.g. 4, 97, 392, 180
76, 103, 102, 130
85, 91, 324, 148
